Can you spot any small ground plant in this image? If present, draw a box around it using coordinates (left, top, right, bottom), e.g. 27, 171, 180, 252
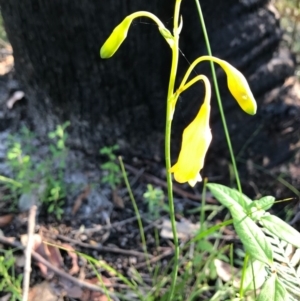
2, 122, 70, 219
0, 249, 22, 300
100, 144, 122, 189
143, 184, 166, 219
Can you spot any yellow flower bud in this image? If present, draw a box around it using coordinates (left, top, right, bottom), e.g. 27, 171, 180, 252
100, 12, 167, 59
100, 17, 132, 59
179, 56, 257, 115
218, 60, 257, 115
170, 79, 212, 187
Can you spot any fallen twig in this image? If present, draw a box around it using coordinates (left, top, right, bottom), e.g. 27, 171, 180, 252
42, 231, 153, 259
22, 205, 37, 301
71, 215, 139, 235
0, 235, 120, 301
135, 248, 174, 269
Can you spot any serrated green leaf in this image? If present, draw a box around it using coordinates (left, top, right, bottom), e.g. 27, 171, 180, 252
231, 206, 273, 265
261, 214, 300, 249
207, 183, 251, 210
242, 260, 268, 292
258, 274, 275, 301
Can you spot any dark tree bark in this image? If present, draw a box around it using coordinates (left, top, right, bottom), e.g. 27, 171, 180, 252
0, 0, 299, 172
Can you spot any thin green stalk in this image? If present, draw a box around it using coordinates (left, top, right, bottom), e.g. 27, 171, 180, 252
119, 156, 151, 273
0, 175, 22, 187
78, 251, 144, 300
239, 253, 249, 298
194, 0, 242, 194
200, 178, 208, 231
229, 243, 235, 297
165, 1, 182, 300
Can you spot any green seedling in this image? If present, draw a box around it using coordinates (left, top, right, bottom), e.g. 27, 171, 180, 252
100, 144, 121, 189
143, 184, 167, 219
46, 121, 70, 218
0, 250, 22, 300
2, 123, 70, 219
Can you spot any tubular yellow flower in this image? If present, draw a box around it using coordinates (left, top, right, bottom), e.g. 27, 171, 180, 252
170, 77, 212, 187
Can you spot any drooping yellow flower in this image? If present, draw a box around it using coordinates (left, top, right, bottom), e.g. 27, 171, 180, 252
170, 77, 212, 187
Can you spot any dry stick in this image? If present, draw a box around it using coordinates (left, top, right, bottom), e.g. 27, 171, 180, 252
0, 235, 120, 301
22, 205, 37, 301
42, 231, 153, 259
135, 249, 174, 269
70, 215, 139, 235
134, 216, 165, 233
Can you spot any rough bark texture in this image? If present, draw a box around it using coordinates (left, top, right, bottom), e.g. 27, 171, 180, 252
0, 0, 299, 171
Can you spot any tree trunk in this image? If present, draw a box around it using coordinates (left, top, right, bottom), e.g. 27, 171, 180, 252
0, 0, 299, 169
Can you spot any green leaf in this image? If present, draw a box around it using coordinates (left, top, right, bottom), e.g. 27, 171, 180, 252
207, 183, 251, 210
251, 196, 275, 211
62, 121, 71, 130
56, 126, 64, 138
49, 144, 57, 155
275, 279, 288, 301
197, 240, 214, 252
7, 151, 18, 160
258, 274, 275, 301
111, 144, 119, 151
57, 140, 64, 149
261, 214, 300, 249
231, 206, 273, 265
193, 219, 233, 242
208, 183, 273, 264
242, 260, 268, 292
99, 147, 109, 155
48, 131, 56, 139
48, 204, 54, 213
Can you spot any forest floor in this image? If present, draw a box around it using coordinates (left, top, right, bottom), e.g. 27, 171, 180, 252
1, 40, 300, 301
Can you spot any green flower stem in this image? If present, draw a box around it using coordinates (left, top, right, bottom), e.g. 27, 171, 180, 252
127, 11, 166, 29
200, 178, 208, 231
178, 56, 223, 90
118, 156, 151, 272
240, 253, 249, 298
165, 1, 182, 300
193, 0, 242, 193
179, 74, 210, 95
